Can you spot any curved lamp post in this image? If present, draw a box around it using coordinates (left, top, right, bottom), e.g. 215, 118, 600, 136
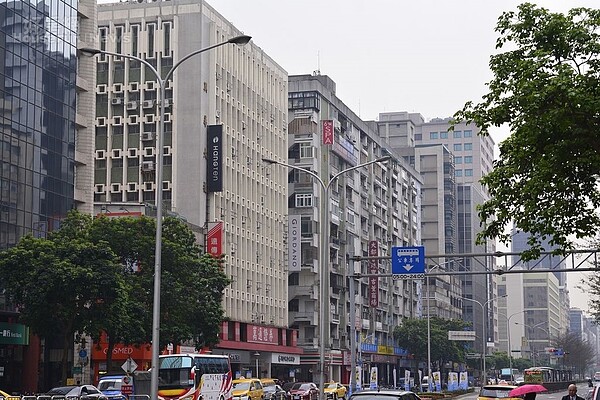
514, 322, 548, 367
507, 309, 527, 383
460, 294, 507, 385
81, 34, 251, 400
263, 155, 391, 400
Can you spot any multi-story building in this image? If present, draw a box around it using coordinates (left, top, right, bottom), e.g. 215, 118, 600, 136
287, 74, 423, 385
94, 0, 296, 380
374, 112, 496, 358
0, 0, 96, 391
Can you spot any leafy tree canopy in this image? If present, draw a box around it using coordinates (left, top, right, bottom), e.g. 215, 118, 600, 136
453, 3, 600, 260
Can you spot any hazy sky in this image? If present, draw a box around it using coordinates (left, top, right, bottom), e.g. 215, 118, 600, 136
204, 0, 597, 312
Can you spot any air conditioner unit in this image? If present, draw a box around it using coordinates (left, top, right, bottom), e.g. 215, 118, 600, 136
126, 101, 138, 110
111, 97, 123, 105
163, 98, 173, 106
94, 184, 105, 193
141, 161, 155, 171
97, 84, 107, 94
142, 100, 154, 108
215, 110, 221, 118
95, 150, 106, 159
141, 132, 154, 141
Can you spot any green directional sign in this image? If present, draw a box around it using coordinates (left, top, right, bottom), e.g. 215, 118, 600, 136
0, 322, 29, 345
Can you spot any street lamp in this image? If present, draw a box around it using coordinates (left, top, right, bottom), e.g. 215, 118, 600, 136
507, 310, 527, 383
81, 33, 252, 400
460, 294, 507, 385
514, 322, 548, 367
254, 351, 260, 378
263, 155, 391, 400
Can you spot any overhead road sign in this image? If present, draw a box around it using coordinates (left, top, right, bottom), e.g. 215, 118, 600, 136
448, 330, 476, 341
391, 246, 425, 279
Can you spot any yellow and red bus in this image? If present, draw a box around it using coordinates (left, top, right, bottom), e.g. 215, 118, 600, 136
158, 353, 232, 400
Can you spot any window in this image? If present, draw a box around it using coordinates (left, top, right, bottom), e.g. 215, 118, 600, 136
147, 23, 155, 55
131, 24, 139, 55
464, 142, 473, 150
453, 144, 462, 151
415, 134, 422, 141
464, 130, 473, 138
115, 26, 123, 54
430, 132, 438, 139
440, 131, 448, 139
455, 156, 463, 164
299, 142, 313, 159
453, 130, 462, 138
295, 193, 313, 207
464, 156, 473, 164
163, 22, 172, 54
465, 169, 473, 176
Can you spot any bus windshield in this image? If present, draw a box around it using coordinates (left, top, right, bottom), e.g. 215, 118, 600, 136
158, 356, 194, 389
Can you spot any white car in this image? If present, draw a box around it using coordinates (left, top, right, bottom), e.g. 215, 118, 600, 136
514, 376, 524, 384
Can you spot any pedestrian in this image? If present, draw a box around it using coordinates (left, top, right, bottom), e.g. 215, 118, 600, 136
562, 384, 585, 400
524, 392, 537, 400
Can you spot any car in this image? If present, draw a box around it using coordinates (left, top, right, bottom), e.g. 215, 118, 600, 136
288, 382, 319, 400
514, 376, 524, 385
263, 384, 289, 400
349, 389, 421, 400
0, 390, 15, 399
44, 385, 108, 400
477, 384, 520, 400
98, 375, 130, 400
324, 382, 347, 400
232, 378, 264, 400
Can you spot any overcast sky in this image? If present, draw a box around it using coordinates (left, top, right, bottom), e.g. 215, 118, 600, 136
205, 0, 597, 312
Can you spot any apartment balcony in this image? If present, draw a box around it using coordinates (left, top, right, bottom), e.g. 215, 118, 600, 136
289, 285, 317, 300
291, 311, 319, 324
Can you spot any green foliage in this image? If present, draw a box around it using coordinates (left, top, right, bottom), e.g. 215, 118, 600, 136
453, 3, 600, 260
0, 210, 231, 381
393, 317, 470, 371
552, 331, 595, 376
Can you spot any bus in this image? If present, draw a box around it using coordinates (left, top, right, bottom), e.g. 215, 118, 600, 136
158, 353, 233, 400
523, 367, 572, 385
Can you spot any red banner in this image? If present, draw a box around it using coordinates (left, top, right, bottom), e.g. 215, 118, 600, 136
322, 120, 334, 145
246, 324, 278, 345
368, 240, 379, 307
207, 221, 223, 256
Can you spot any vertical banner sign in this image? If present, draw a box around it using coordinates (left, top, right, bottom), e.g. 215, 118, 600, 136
369, 366, 378, 389
368, 240, 379, 307
207, 221, 223, 256
288, 215, 301, 271
404, 369, 410, 391
207, 125, 223, 192
322, 120, 334, 145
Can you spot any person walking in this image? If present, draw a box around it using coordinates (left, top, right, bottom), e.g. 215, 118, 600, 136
562, 384, 585, 400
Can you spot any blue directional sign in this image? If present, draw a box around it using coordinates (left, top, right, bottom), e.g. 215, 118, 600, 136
391, 246, 425, 278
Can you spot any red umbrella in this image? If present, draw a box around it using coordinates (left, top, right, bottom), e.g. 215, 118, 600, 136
508, 384, 548, 397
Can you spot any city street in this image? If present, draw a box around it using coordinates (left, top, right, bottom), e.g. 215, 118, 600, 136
455, 383, 591, 400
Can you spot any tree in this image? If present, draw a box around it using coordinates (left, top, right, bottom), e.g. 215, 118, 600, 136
453, 3, 600, 260
552, 331, 595, 376
393, 317, 470, 378
0, 211, 126, 384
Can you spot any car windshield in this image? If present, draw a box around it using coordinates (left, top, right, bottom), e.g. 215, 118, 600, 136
234, 382, 251, 390
98, 380, 122, 391
327, 384, 337, 389
292, 384, 311, 391
480, 388, 514, 398
47, 387, 77, 396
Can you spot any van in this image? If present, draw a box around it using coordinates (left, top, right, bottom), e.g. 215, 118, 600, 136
98, 375, 131, 400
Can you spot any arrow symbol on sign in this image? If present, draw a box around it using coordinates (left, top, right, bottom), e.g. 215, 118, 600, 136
403, 264, 413, 271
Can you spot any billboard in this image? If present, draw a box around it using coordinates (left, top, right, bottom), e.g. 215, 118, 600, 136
207, 124, 223, 192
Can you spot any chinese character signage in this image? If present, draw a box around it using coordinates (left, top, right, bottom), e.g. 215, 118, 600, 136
246, 325, 278, 345
322, 120, 334, 145
368, 240, 378, 307
207, 221, 223, 256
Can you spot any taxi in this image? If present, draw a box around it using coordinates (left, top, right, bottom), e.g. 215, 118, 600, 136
324, 382, 347, 400
232, 378, 264, 400
477, 384, 520, 400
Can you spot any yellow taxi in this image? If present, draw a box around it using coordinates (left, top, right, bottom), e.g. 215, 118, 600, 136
324, 382, 347, 400
232, 378, 264, 400
477, 384, 520, 400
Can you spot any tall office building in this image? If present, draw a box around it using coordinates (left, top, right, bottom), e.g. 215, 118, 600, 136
94, 0, 298, 380
0, 0, 96, 391
375, 113, 497, 359
287, 74, 423, 385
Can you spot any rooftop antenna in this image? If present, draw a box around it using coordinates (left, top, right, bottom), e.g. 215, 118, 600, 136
313, 51, 320, 76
